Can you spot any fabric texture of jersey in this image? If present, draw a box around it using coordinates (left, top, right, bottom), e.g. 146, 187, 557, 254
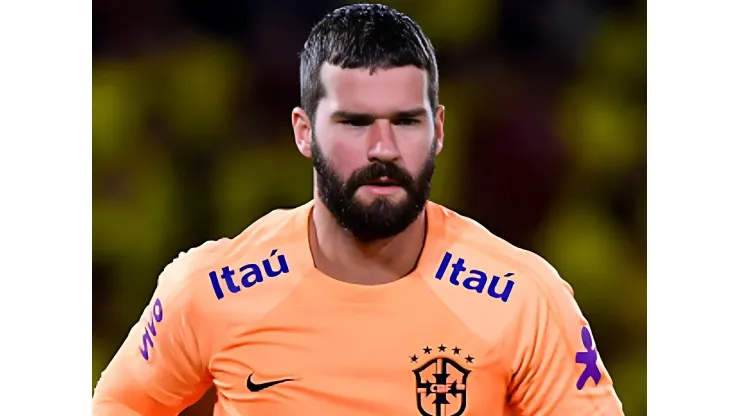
92, 200, 623, 416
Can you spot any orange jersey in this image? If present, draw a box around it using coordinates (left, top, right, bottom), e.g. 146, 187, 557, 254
92, 200, 623, 416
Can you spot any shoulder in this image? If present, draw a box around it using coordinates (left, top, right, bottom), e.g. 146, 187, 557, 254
160, 203, 312, 304
426, 203, 573, 320
229, 204, 311, 253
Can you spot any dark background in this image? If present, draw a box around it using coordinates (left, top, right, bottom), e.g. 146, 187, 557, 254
92, 0, 646, 414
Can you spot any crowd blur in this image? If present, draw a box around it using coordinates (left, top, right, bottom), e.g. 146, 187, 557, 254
92, 0, 646, 414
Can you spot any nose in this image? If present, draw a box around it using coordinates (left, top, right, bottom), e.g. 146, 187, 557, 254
366, 120, 400, 162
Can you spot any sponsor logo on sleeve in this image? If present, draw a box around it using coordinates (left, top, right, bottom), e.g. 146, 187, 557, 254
139, 298, 163, 361
434, 252, 515, 303
208, 249, 290, 300
575, 326, 602, 390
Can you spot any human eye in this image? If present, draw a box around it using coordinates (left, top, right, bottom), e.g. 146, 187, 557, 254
394, 118, 420, 126
339, 118, 372, 127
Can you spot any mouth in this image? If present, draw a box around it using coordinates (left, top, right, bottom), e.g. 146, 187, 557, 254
365, 176, 399, 187
359, 176, 403, 196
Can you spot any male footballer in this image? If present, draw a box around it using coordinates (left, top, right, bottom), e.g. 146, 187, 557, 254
93, 4, 624, 415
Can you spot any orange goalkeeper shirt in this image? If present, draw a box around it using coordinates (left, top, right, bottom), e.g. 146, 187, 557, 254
92, 200, 623, 416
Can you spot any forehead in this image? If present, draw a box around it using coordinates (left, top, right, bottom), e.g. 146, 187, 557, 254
319, 63, 429, 114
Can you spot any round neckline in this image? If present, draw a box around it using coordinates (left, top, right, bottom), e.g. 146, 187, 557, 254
293, 200, 447, 299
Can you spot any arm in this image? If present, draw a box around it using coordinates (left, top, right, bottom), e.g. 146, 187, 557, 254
92, 256, 212, 416
507, 258, 623, 416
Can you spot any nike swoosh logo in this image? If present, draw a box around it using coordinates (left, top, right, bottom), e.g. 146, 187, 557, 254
246, 373, 294, 392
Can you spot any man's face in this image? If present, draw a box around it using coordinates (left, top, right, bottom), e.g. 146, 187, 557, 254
309, 64, 442, 243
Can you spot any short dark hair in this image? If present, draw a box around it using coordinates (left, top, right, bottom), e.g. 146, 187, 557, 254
299, 4, 439, 123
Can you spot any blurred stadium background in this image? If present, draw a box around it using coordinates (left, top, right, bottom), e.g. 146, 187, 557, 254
92, 0, 646, 414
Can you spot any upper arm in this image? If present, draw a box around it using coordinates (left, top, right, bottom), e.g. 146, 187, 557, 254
92, 257, 212, 416
506, 258, 623, 416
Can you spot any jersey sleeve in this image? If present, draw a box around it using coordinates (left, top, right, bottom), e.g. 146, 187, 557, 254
92, 254, 212, 416
506, 255, 624, 416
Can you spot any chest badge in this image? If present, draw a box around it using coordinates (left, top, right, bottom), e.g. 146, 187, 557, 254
410, 345, 473, 416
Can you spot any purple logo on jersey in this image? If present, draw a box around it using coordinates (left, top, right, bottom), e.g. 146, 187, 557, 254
139, 298, 163, 361
208, 249, 290, 300
434, 252, 516, 303
575, 326, 601, 390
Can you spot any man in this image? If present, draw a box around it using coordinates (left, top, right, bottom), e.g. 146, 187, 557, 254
92, 4, 623, 415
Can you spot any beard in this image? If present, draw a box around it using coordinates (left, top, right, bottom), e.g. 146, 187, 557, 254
311, 134, 436, 243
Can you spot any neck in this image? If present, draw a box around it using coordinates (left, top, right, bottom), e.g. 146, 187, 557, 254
309, 199, 427, 285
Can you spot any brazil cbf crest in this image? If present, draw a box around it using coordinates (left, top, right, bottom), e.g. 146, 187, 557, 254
410, 345, 474, 416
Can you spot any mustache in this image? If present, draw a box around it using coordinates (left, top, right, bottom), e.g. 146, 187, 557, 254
345, 162, 415, 193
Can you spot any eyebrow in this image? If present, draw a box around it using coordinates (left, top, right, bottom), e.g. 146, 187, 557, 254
330, 107, 428, 121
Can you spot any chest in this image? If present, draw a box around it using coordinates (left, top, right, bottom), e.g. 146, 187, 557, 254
208, 304, 511, 415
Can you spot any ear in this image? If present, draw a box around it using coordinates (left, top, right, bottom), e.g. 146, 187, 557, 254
433, 104, 445, 156
292, 107, 312, 158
